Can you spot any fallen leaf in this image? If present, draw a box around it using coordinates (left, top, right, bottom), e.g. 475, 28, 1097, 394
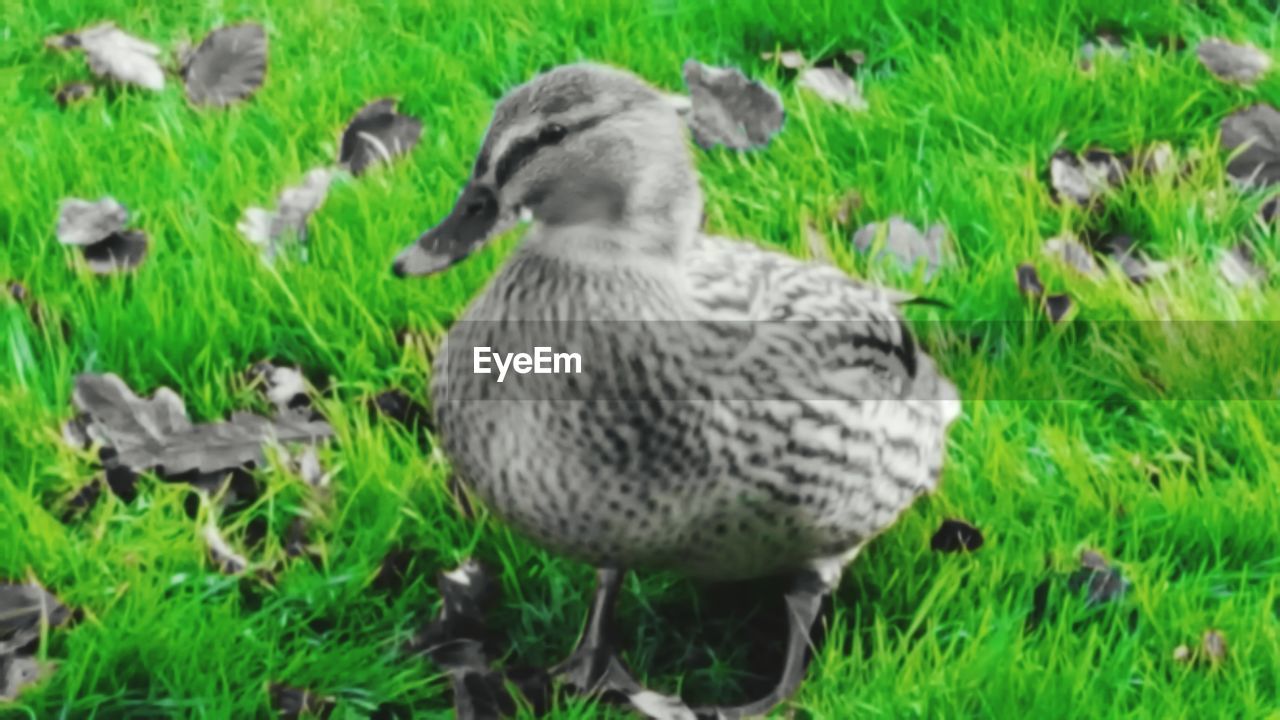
70, 372, 333, 479
1048, 149, 1124, 207
1220, 104, 1280, 187
1102, 234, 1169, 285
1043, 233, 1101, 277
246, 361, 310, 413
238, 167, 335, 261
56, 197, 126, 246
851, 216, 945, 279
1044, 293, 1073, 323
1068, 550, 1129, 606
203, 519, 249, 574
803, 220, 833, 264
55, 197, 148, 274
339, 99, 423, 175
181, 23, 268, 107
930, 518, 984, 553
269, 683, 336, 719
370, 389, 433, 434
53, 82, 94, 108
1218, 243, 1266, 287
1016, 263, 1045, 296
760, 49, 806, 69
681, 59, 786, 150
1201, 629, 1227, 663
59, 478, 103, 523
0, 581, 71, 701
1172, 644, 1191, 663
797, 66, 868, 111
1197, 38, 1271, 85
832, 190, 863, 226
47, 23, 165, 91
82, 229, 147, 273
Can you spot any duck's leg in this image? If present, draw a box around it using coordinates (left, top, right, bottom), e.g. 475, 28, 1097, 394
695, 568, 834, 719
553, 568, 698, 719
552, 567, 640, 694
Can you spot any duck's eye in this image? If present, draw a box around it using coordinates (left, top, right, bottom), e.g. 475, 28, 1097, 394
539, 123, 567, 144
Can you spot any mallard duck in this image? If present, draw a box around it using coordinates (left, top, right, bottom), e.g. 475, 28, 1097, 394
393, 62, 960, 719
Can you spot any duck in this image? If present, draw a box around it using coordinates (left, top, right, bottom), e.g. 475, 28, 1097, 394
392, 61, 961, 719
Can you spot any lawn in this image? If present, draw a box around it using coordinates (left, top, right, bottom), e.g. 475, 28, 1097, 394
3, 0, 1280, 718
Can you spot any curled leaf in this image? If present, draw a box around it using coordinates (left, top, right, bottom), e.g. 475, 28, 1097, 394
48, 23, 165, 90
339, 99, 423, 175
56, 197, 126, 247
1044, 293, 1073, 323
1201, 629, 1227, 663
238, 167, 335, 262
1043, 234, 1101, 277
1049, 149, 1124, 207
1197, 38, 1271, 85
0, 581, 71, 701
681, 59, 785, 150
1218, 243, 1266, 287
71, 372, 333, 479
83, 229, 147, 274
1016, 263, 1045, 297
851, 216, 946, 279
53, 82, 94, 108
930, 518, 984, 553
182, 23, 268, 107
760, 49, 806, 69
798, 66, 867, 111
1220, 104, 1280, 187
203, 519, 248, 574
1102, 234, 1169, 285
1068, 550, 1129, 606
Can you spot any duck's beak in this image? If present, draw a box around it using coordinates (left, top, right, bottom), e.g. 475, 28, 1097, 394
392, 183, 499, 277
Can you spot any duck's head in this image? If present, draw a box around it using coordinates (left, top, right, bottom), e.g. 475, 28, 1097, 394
392, 62, 701, 277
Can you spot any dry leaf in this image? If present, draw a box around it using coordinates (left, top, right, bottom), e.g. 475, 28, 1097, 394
1197, 38, 1271, 85
1045, 293, 1073, 323
851, 216, 945, 278
53, 82, 94, 108
203, 519, 249, 574
1103, 234, 1169, 285
238, 167, 335, 261
339, 99, 423, 175
803, 220, 833, 264
82, 229, 147, 273
681, 60, 785, 150
182, 23, 268, 107
1218, 243, 1266, 287
1220, 104, 1280, 188
55, 197, 148, 274
48, 23, 165, 90
1016, 263, 1045, 296
71, 372, 333, 478
0, 581, 71, 701
1201, 629, 1227, 663
56, 197, 126, 246
1043, 234, 1101, 277
1049, 149, 1124, 207
930, 518, 984, 553
797, 66, 868, 111
1069, 550, 1129, 605
760, 49, 806, 69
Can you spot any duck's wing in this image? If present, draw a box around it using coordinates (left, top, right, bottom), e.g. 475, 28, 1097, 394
684, 234, 952, 402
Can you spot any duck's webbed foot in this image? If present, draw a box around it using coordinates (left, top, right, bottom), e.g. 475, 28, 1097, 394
554, 568, 697, 720
693, 569, 833, 720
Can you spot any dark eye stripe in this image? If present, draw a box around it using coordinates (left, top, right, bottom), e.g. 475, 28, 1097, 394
492, 115, 609, 188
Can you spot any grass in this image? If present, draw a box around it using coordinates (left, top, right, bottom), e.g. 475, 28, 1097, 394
4, 0, 1280, 717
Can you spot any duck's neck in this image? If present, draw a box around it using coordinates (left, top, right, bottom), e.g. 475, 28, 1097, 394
520, 219, 697, 271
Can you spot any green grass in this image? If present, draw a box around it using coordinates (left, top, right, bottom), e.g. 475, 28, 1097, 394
4, 0, 1280, 717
